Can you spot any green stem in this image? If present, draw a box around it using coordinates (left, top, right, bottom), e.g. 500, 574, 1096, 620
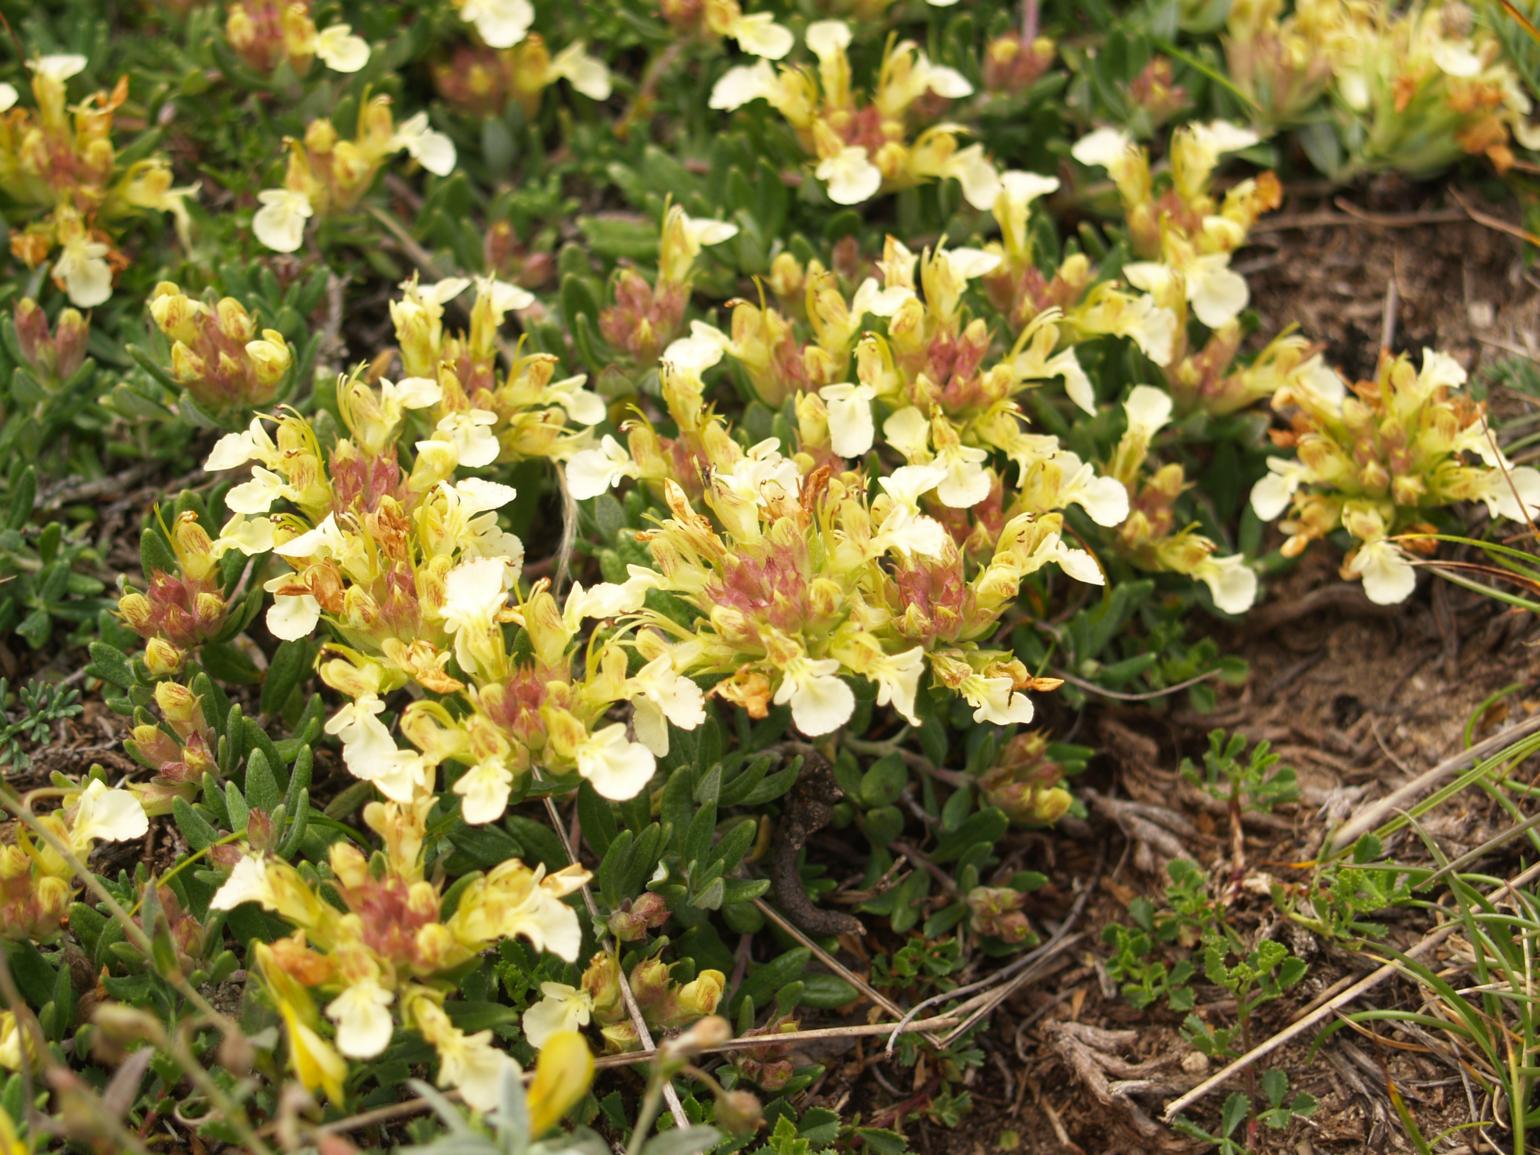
623, 1072, 667, 1155
127, 829, 246, 917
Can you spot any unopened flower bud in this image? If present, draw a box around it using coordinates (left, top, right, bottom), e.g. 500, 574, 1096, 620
715, 1089, 764, 1134
93, 1004, 167, 1051
629, 957, 673, 1019
54, 309, 88, 379
245, 809, 276, 852
984, 35, 1055, 92
214, 297, 254, 342
13, 298, 48, 369
144, 638, 185, 677
149, 284, 200, 345
662, 1014, 731, 1059
581, 953, 624, 1022
169, 342, 206, 386
118, 592, 153, 631
607, 892, 670, 941
36, 876, 70, 923
966, 886, 1034, 943
671, 970, 725, 1023
246, 331, 291, 387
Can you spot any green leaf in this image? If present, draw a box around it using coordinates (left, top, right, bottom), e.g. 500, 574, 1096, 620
224, 781, 250, 835
798, 974, 858, 1009
576, 782, 617, 857
733, 947, 810, 1012
577, 216, 659, 261
640, 1126, 721, 1155
859, 755, 907, 808
6, 467, 35, 531
260, 639, 314, 715
140, 523, 177, 581
244, 748, 281, 815
172, 797, 222, 852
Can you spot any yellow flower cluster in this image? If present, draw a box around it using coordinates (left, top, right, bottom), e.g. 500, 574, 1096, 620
117, 509, 230, 677
0, 781, 148, 947
0, 56, 195, 306
599, 203, 739, 363
1251, 348, 1540, 603
431, 35, 612, 118
391, 272, 603, 463
125, 680, 220, 814
1225, 0, 1540, 174
660, 0, 795, 60
210, 794, 589, 1110
201, 273, 674, 823
1104, 387, 1257, 612
225, 0, 370, 77
252, 95, 456, 253
147, 283, 293, 413
709, 20, 998, 207
523, 952, 726, 1051
567, 268, 1109, 734
1070, 121, 1326, 419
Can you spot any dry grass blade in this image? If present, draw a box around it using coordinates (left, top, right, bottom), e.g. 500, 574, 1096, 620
937, 934, 1083, 1047
887, 851, 1102, 1052
1501, 0, 1540, 44
748, 896, 947, 1048
1449, 188, 1540, 247
1324, 712, 1540, 853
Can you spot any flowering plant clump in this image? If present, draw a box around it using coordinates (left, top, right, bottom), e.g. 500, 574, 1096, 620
1251, 348, 1540, 604
210, 794, 589, 1108
0, 55, 195, 306
1223, 0, 1540, 176
252, 95, 457, 253
1069, 121, 1325, 423
146, 283, 294, 414
1103, 386, 1258, 613
4, 1, 1540, 1152
224, 0, 371, 78
0, 779, 147, 948
709, 20, 999, 207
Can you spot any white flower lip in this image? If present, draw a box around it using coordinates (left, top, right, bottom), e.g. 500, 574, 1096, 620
253, 188, 313, 254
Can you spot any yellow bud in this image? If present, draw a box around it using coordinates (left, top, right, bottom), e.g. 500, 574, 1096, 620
581, 952, 624, 1021
118, 592, 152, 630
153, 679, 201, 727
213, 298, 254, 342
149, 285, 202, 345
35, 875, 70, 921
193, 591, 226, 626
226, 5, 257, 50
328, 841, 369, 889
169, 342, 206, 387
247, 331, 292, 386
0, 846, 28, 882
674, 969, 725, 1019
304, 118, 338, 154
144, 638, 185, 677
279, 1000, 348, 1106
1032, 786, 1073, 823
